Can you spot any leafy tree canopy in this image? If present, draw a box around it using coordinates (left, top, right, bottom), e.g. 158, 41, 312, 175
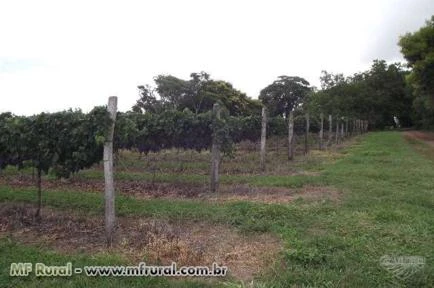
399, 16, 434, 128
133, 72, 261, 116
259, 76, 311, 118
309, 60, 412, 128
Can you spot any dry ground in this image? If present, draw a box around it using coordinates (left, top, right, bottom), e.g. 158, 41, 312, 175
0, 203, 282, 281
404, 130, 434, 147
0, 176, 339, 204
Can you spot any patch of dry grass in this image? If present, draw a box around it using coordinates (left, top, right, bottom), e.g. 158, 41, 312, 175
0, 203, 282, 282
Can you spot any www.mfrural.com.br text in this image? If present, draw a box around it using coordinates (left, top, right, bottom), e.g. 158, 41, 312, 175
10, 262, 227, 277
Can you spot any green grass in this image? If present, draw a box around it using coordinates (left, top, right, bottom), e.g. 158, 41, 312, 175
0, 186, 317, 233
403, 134, 434, 162
266, 132, 433, 287
1, 132, 433, 287
72, 169, 324, 188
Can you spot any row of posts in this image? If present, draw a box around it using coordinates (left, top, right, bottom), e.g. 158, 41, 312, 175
106, 100, 368, 244
210, 105, 369, 192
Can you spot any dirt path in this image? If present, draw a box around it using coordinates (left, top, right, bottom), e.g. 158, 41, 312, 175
403, 130, 434, 147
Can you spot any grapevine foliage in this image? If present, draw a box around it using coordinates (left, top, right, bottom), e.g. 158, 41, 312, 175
1, 106, 314, 176
0, 103, 317, 219
0, 107, 111, 178
113, 109, 261, 156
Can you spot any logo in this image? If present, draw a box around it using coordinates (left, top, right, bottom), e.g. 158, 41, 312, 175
380, 255, 425, 280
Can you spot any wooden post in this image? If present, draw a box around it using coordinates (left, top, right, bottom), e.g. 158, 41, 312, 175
104, 96, 117, 247
210, 103, 221, 193
319, 113, 324, 150
356, 119, 359, 134
35, 168, 42, 219
276, 136, 279, 153
288, 110, 294, 160
304, 112, 310, 154
328, 114, 332, 147
355, 119, 357, 135
260, 107, 267, 172
335, 118, 339, 145
341, 121, 344, 140
345, 118, 348, 137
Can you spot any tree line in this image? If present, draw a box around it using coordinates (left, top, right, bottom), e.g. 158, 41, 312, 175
399, 16, 434, 128
131, 16, 434, 129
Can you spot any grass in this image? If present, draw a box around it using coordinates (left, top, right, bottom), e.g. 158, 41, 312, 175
1, 131, 433, 287
0, 238, 213, 288
403, 133, 434, 162
71, 170, 324, 188
0, 186, 315, 233
270, 131, 434, 287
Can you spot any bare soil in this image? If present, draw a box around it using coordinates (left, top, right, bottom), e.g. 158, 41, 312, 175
205, 185, 340, 204
0, 203, 282, 281
404, 130, 434, 147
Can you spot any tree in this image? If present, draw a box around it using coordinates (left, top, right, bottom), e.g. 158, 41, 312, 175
309, 61, 412, 129
154, 75, 189, 110
134, 72, 261, 116
320, 71, 346, 90
259, 76, 311, 118
399, 16, 434, 128
200, 80, 262, 116
363, 60, 412, 128
183, 72, 211, 114
132, 85, 162, 114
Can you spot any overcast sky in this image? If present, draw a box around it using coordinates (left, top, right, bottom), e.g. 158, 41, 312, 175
1, 0, 433, 115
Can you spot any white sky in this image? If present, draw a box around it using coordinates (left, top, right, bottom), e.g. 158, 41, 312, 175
1, 0, 433, 115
